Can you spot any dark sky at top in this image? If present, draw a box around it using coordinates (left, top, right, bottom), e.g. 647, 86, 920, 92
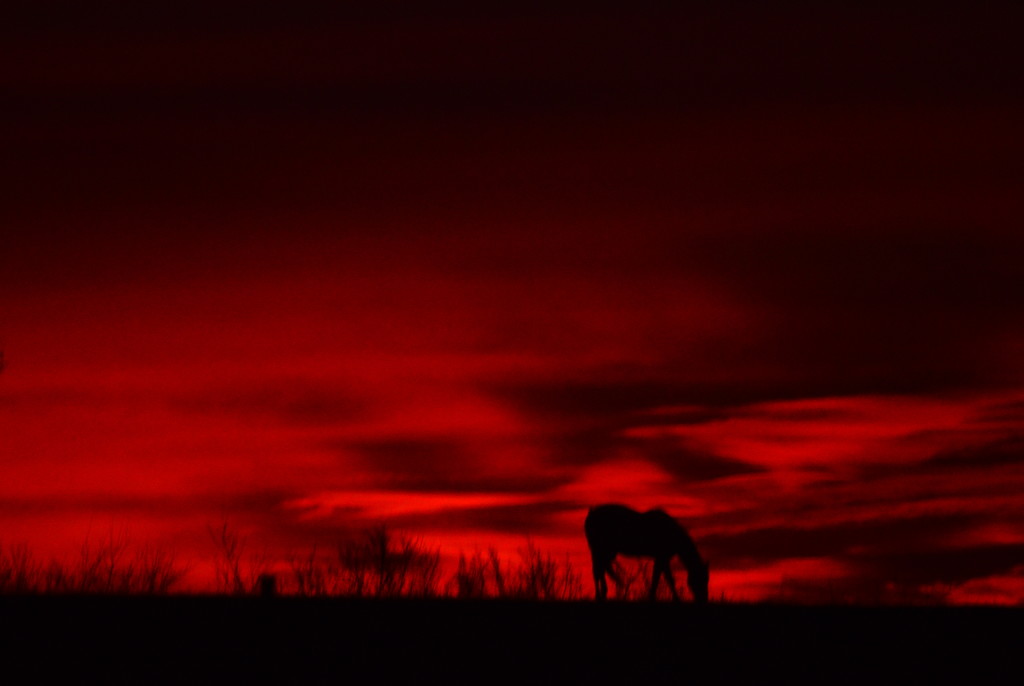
6, 5, 1024, 385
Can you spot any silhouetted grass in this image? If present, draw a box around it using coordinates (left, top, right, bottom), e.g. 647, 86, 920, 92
206, 521, 274, 595
4, 525, 586, 600
0, 534, 189, 594
332, 525, 442, 598
285, 528, 581, 600
447, 542, 583, 600
11, 524, 957, 604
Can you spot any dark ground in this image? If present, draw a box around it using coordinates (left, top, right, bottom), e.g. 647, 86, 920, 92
0, 596, 1020, 684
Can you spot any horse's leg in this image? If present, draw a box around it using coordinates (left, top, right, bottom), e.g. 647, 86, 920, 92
649, 559, 663, 601
591, 552, 609, 601
662, 559, 681, 602
591, 561, 605, 600
605, 559, 624, 597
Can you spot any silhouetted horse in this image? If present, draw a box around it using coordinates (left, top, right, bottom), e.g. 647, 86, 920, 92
585, 503, 709, 603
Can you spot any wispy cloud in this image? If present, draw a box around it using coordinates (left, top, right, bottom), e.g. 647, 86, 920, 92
284, 490, 543, 521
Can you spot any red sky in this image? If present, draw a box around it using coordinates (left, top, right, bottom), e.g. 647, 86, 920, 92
3, 4, 1024, 603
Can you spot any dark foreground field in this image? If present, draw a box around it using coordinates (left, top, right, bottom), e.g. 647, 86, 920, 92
1, 596, 1020, 685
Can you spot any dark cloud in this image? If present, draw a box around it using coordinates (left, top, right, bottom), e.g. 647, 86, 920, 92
337, 438, 570, 493
974, 400, 1024, 425
492, 377, 814, 437
858, 544, 1024, 586
344, 438, 468, 486
699, 230, 1024, 394
629, 436, 765, 483
269, 499, 581, 549
266, 507, 368, 548
0, 388, 99, 409
490, 378, 714, 467
925, 435, 1024, 470
627, 406, 735, 428
389, 500, 579, 537
858, 433, 1024, 481
490, 377, 766, 482
703, 509, 1024, 588
493, 378, 715, 423
702, 515, 983, 567
177, 383, 367, 427
0, 490, 292, 517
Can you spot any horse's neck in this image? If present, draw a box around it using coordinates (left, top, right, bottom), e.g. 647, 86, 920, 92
675, 531, 703, 571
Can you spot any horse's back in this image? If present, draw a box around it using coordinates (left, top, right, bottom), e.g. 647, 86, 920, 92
585, 504, 683, 557
586, 503, 638, 521
586, 503, 639, 529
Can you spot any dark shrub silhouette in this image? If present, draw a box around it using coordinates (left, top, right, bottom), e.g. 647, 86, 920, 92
336, 525, 442, 598
207, 521, 273, 594
446, 543, 583, 600
5, 524, 580, 600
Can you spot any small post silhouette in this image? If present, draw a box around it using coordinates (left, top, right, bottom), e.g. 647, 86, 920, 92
259, 573, 277, 598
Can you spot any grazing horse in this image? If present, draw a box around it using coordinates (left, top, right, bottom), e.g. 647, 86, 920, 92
585, 503, 709, 603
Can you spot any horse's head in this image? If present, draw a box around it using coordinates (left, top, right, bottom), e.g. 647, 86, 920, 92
687, 559, 710, 604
